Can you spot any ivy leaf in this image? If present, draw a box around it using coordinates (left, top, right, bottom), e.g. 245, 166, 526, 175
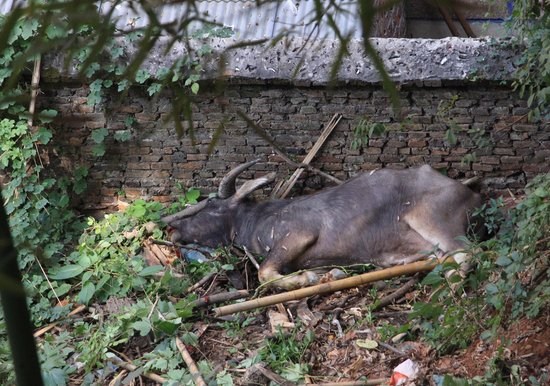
127, 204, 146, 219
49, 265, 84, 280
37, 109, 58, 124
114, 130, 131, 142
35, 127, 53, 144
191, 83, 199, 95
147, 82, 162, 96
35, 197, 48, 210
155, 319, 181, 335
138, 265, 164, 277
495, 255, 512, 267
117, 79, 129, 92
421, 271, 443, 286
445, 128, 458, 146
132, 320, 152, 336
216, 371, 234, 386
135, 69, 150, 84
92, 144, 106, 157
185, 188, 200, 204
91, 128, 108, 143
42, 368, 67, 386
20, 19, 38, 40
77, 282, 96, 304
45, 24, 66, 40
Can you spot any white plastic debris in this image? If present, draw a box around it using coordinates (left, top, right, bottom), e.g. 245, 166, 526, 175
390, 359, 419, 386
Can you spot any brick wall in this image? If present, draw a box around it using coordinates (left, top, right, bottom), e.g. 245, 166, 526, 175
40, 81, 549, 211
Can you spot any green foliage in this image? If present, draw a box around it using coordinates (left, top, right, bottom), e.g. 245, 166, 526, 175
486, 174, 550, 319
411, 174, 549, 360
410, 259, 486, 354
350, 119, 386, 150
259, 327, 314, 381
510, 1, 550, 120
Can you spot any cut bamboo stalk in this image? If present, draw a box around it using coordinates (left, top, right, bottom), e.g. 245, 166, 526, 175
277, 113, 342, 199
175, 337, 207, 386
213, 259, 441, 317
193, 289, 249, 308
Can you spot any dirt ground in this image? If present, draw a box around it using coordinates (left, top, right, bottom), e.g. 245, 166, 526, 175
127, 257, 549, 385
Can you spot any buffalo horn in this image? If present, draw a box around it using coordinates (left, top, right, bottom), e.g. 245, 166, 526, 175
232, 172, 277, 202
161, 199, 209, 224
218, 159, 260, 199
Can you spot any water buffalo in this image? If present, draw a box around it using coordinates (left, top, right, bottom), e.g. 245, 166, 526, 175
164, 160, 482, 289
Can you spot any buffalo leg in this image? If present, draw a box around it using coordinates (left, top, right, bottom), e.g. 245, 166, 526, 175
258, 233, 319, 290
403, 202, 472, 273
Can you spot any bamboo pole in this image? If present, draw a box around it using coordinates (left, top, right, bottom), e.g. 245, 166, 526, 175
276, 113, 342, 198
213, 259, 440, 317
193, 289, 249, 308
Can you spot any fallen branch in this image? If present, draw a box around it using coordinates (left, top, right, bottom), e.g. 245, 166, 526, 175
108, 358, 167, 384
175, 337, 207, 386
213, 259, 441, 317
372, 276, 419, 311
377, 341, 405, 356
185, 272, 216, 294
34, 305, 87, 338
193, 290, 249, 308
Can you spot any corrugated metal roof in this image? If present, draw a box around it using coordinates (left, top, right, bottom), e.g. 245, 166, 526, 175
1, 0, 364, 40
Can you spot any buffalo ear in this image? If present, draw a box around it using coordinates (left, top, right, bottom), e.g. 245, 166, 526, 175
231, 172, 276, 203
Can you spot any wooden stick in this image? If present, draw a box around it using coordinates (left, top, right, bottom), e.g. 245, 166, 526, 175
243, 246, 260, 270
213, 259, 440, 317
34, 305, 87, 338
276, 113, 342, 199
453, 7, 476, 37
27, 55, 41, 128
193, 290, 249, 308
438, 5, 460, 36
255, 363, 294, 385
175, 337, 207, 386
108, 358, 167, 384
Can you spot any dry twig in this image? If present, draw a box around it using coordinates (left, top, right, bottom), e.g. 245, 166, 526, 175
108, 358, 167, 384
372, 276, 419, 311
34, 305, 87, 338
185, 272, 217, 294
